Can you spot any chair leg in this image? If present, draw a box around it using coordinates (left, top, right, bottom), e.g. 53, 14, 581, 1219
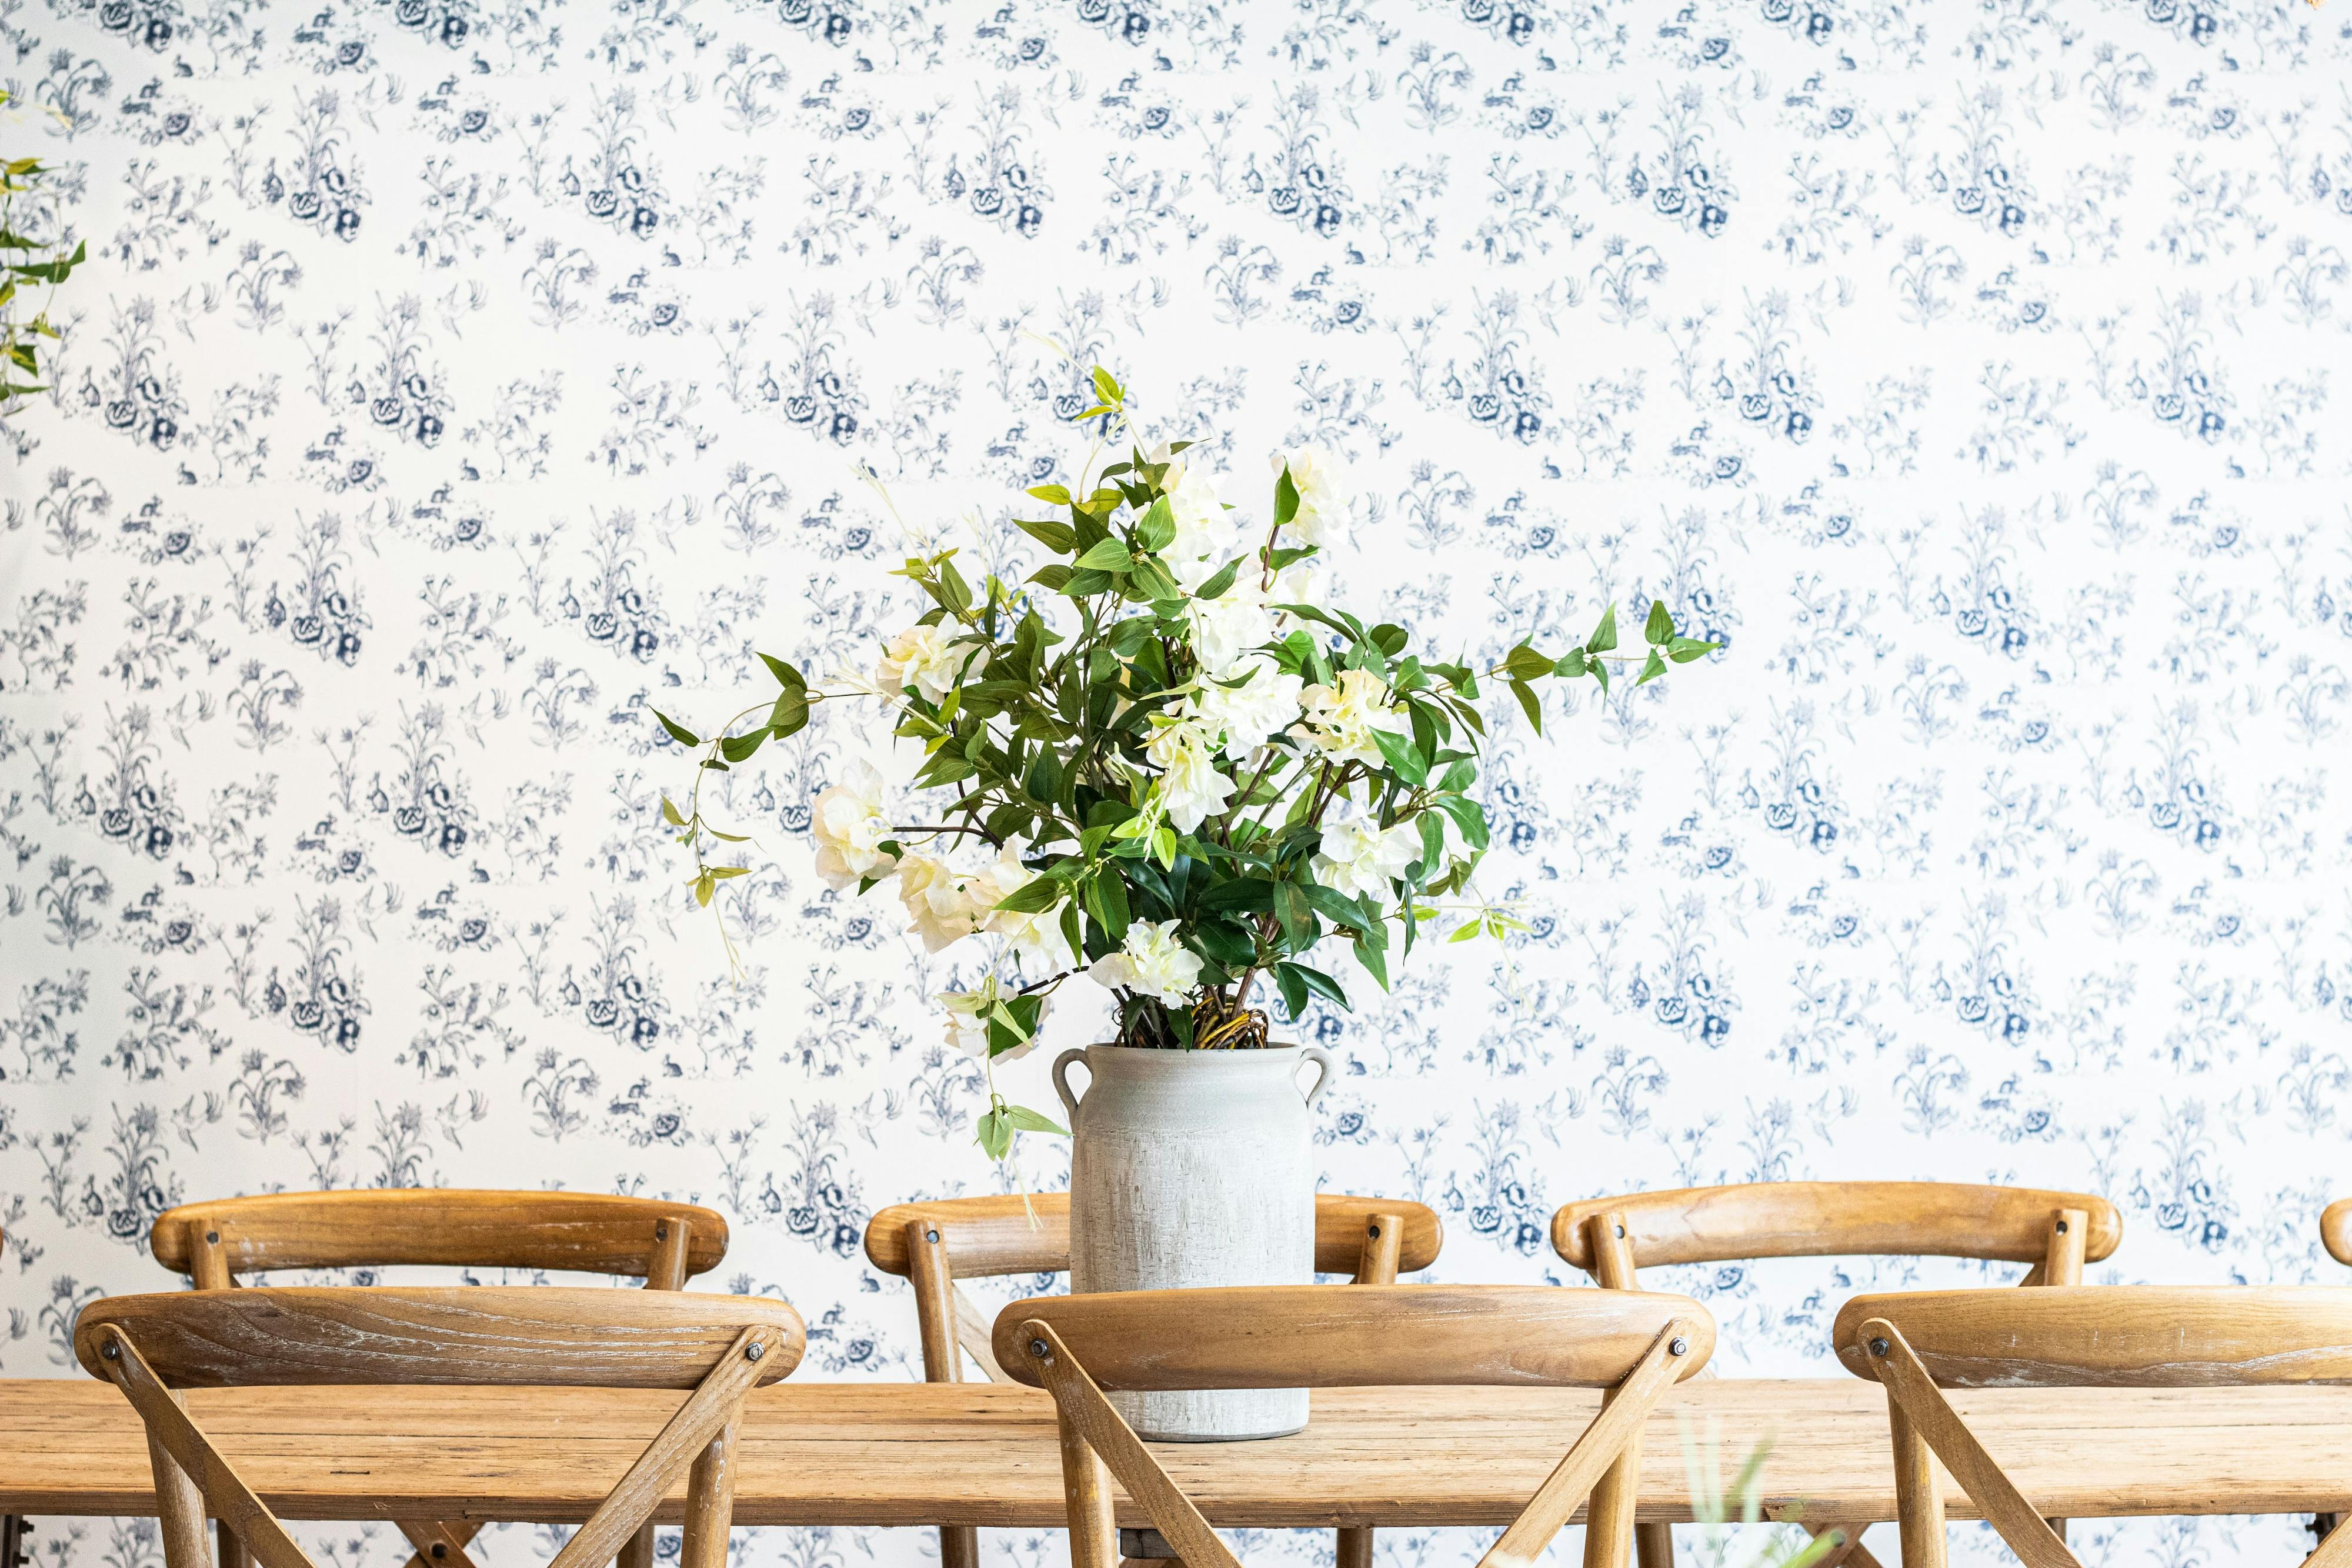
1336, 1527, 1373, 1568
679, 1423, 740, 1568
939, 1525, 980, 1568
1633, 1523, 1674, 1568
1887, 1405, 1947, 1568
2, 1516, 31, 1568
618, 1523, 655, 1568
219, 1523, 253, 1568
146, 1397, 215, 1568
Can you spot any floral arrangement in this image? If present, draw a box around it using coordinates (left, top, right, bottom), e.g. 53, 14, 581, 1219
0, 93, 84, 413
658, 369, 1716, 1159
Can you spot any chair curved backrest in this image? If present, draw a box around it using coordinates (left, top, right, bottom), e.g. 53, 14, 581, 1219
865, 1191, 1442, 1280
2320, 1198, 2352, 1267
996, 1285, 1710, 1568
151, 1189, 729, 1288
1834, 1287, 2352, 1568
1552, 1180, 2120, 1285
79, 1287, 802, 1568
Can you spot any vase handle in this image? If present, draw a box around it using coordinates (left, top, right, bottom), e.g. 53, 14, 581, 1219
1296, 1045, 1336, 1109
1052, 1047, 1090, 1129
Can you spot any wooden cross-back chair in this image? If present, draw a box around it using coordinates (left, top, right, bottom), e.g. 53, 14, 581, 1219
78, 1287, 800, 1568
991, 1283, 1713, 1568
1833, 1286, 2352, 1568
2319, 1199, 2352, 1268
150, 1190, 728, 1568
1550, 1180, 2121, 1568
865, 1192, 1442, 1568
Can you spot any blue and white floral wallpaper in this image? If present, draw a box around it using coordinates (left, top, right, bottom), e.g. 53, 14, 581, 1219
4, 0, 2352, 1563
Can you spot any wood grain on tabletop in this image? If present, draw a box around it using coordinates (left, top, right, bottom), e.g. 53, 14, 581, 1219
12, 1379, 2352, 1526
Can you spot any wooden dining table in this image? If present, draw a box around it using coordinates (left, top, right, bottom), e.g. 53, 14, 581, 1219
4, 1377, 2348, 1529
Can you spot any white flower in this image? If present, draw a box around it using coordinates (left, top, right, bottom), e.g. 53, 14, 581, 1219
1185, 577, 1278, 676
1188, 656, 1305, 754
1276, 445, 1352, 548
1297, 667, 1404, 765
1145, 717, 1237, 832
897, 853, 989, 952
1161, 462, 1235, 591
1313, 812, 1420, 902
1089, 919, 1204, 1006
876, 622, 963, 703
980, 840, 1071, 971
809, 760, 898, 891
938, 980, 1046, 1063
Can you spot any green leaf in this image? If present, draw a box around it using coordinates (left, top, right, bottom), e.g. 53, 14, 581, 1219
1351, 935, 1390, 989
1016, 516, 1077, 553
1644, 599, 1674, 646
1555, 646, 1589, 679
1591, 658, 1611, 698
1074, 538, 1133, 573
1273, 962, 1309, 1019
1587, 603, 1619, 655
1503, 643, 1554, 680
1092, 365, 1123, 406
1003, 1104, 1069, 1136
994, 876, 1064, 915
1276, 960, 1351, 1012
1200, 878, 1277, 913
719, 728, 768, 763
1086, 870, 1132, 942
1370, 725, 1429, 788
1509, 678, 1542, 735
1668, 635, 1721, 664
1026, 483, 1073, 506
1192, 556, 1242, 602
1300, 883, 1373, 934
1029, 563, 1075, 592
759, 652, 807, 691
976, 1107, 1012, 1161
660, 796, 686, 827
1273, 465, 1300, 530
652, 709, 702, 748
692, 870, 716, 906
1637, 648, 1668, 686
1272, 880, 1314, 951
1133, 496, 1176, 553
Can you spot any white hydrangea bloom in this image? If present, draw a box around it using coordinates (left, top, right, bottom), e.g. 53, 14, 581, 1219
896, 852, 989, 952
1089, 919, 1205, 1005
1144, 716, 1237, 832
1160, 461, 1235, 591
1185, 577, 1277, 676
1276, 445, 1352, 548
809, 760, 898, 891
980, 839, 1070, 971
1312, 812, 1421, 902
1188, 655, 1305, 754
1297, 667, 1404, 765
876, 622, 962, 702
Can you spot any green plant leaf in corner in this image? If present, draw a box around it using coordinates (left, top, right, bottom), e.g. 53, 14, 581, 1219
1509, 677, 1542, 735
1637, 648, 1668, 686
1644, 599, 1673, 646
1003, 1105, 1069, 1136
653, 709, 702, 748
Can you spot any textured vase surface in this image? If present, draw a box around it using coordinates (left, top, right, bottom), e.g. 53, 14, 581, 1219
1053, 1041, 1335, 1440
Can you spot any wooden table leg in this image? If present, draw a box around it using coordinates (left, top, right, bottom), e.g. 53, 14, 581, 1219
2, 1514, 31, 1568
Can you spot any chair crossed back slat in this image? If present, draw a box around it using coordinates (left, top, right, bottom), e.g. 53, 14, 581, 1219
152, 1190, 729, 1289
994, 1285, 1712, 1568
77, 1288, 803, 1568
1834, 1287, 2352, 1568
865, 1193, 1442, 1568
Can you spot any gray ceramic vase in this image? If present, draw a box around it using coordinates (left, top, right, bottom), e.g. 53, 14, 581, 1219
1052, 1040, 1336, 1441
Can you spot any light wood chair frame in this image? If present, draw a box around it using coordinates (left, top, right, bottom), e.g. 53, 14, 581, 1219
149, 1189, 729, 1568
77, 1287, 800, 1568
865, 1192, 1442, 1568
1835, 1286, 2352, 1568
992, 1283, 1713, 1568
1550, 1180, 2121, 1568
